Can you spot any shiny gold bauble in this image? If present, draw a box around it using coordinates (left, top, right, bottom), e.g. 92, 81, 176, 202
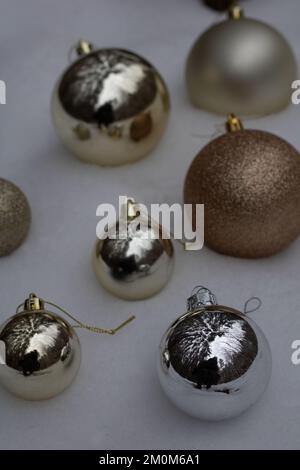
0, 178, 31, 257
184, 117, 300, 258
93, 199, 174, 300
51, 41, 170, 166
186, 7, 297, 115
0, 295, 81, 400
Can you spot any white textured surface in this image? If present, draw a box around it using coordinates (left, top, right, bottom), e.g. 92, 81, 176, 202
0, 0, 300, 450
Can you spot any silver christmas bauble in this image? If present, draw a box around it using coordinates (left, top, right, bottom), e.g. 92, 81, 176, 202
0, 295, 81, 400
0, 178, 31, 257
186, 6, 297, 115
158, 287, 271, 420
93, 200, 174, 300
51, 41, 170, 166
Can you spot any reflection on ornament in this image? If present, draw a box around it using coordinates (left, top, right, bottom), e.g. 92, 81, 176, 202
51, 40, 170, 166
93, 198, 174, 300
184, 115, 300, 258
158, 286, 271, 420
186, 5, 297, 115
0, 178, 31, 257
0, 294, 134, 400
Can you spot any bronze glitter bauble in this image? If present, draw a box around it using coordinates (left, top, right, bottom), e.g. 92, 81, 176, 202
184, 116, 300, 258
0, 178, 31, 256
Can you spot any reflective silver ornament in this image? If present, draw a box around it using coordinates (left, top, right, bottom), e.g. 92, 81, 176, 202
186, 6, 297, 115
0, 294, 134, 400
0, 178, 31, 257
51, 40, 170, 166
158, 286, 271, 420
93, 198, 174, 300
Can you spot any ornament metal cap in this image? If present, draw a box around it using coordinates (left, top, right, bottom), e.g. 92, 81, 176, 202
76, 39, 94, 56
228, 4, 243, 20
225, 113, 243, 133
23, 293, 45, 312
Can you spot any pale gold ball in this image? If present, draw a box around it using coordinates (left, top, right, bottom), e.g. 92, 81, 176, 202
184, 130, 300, 258
0, 178, 31, 256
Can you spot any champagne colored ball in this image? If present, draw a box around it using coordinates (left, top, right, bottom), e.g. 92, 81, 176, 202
186, 16, 297, 115
184, 129, 300, 258
0, 310, 81, 400
0, 178, 31, 257
51, 48, 170, 166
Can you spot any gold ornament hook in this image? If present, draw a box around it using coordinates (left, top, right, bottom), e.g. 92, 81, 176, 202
17, 294, 135, 336
226, 114, 244, 133
76, 39, 94, 56
228, 4, 244, 20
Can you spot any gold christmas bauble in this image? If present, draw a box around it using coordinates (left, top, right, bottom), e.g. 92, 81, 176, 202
0, 295, 81, 400
186, 6, 297, 115
0, 178, 31, 257
51, 41, 170, 166
184, 116, 300, 258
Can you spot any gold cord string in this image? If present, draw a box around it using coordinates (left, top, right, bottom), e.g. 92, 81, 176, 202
16, 297, 135, 335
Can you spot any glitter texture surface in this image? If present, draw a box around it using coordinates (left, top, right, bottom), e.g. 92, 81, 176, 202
184, 130, 300, 258
0, 178, 31, 257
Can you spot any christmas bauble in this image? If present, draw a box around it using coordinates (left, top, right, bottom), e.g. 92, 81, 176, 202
203, 0, 240, 11
158, 287, 271, 420
51, 41, 170, 166
184, 115, 300, 258
186, 6, 297, 115
93, 199, 174, 300
0, 295, 81, 400
0, 178, 31, 257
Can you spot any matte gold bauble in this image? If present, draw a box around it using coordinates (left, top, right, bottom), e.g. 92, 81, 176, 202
184, 115, 300, 258
51, 40, 170, 166
0, 178, 31, 256
186, 6, 297, 115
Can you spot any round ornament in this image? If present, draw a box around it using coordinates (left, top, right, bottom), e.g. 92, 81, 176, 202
186, 5, 297, 115
0, 294, 134, 400
203, 0, 242, 11
0, 178, 31, 257
158, 286, 271, 420
93, 199, 174, 300
51, 40, 170, 166
184, 115, 300, 258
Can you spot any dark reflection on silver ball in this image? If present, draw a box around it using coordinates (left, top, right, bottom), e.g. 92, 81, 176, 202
168, 309, 258, 388
93, 220, 174, 300
0, 311, 81, 400
158, 287, 272, 420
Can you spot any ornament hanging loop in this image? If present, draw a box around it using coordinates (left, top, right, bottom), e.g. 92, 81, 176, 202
243, 297, 262, 315
17, 294, 135, 335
